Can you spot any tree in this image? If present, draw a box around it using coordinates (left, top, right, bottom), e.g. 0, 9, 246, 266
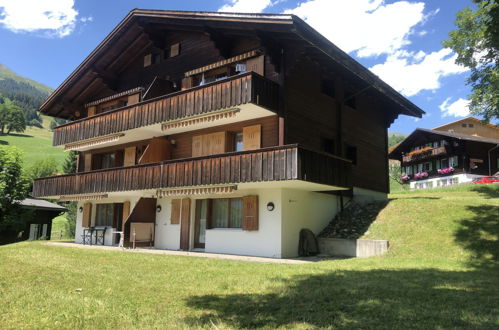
0, 97, 26, 134
444, 1, 499, 121
62, 151, 78, 237
62, 151, 78, 174
0, 147, 30, 237
26, 157, 59, 182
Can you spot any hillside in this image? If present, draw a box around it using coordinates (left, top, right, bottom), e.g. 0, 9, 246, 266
0, 115, 66, 168
0, 184, 497, 328
0, 64, 52, 126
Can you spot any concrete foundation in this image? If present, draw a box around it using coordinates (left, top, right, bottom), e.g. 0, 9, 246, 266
318, 238, 389, 258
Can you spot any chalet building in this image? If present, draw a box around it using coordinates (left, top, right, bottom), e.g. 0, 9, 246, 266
32, 10, 423, 258
389, 118, 499, 190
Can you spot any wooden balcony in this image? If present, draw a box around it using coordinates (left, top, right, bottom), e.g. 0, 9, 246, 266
53, 72, 279, 147
402, 146, 447, 163
32, 145, 351, 198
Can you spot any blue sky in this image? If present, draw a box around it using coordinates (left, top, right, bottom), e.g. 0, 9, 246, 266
0, 0, 487, 133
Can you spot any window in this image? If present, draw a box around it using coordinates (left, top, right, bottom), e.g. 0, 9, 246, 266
436, 159, 441, 170
321, 137, 335, 154
345, 145, 357, 165
406, 166, 413, 175
423, 162, 432, 171
152, 53, 161, 65
211, 198, 243, 229
441, 158, 449, 168
468, 124, 474, 128
101, 153, 116, 169
462, 123, 467, 128
321, 79, 335, 98
95, 203, 123, 228
345, 96, 356, 109
449, 156, 458, 167
233, 132, 243, 152
433, 141, 439, 148
95, 204, 114, 227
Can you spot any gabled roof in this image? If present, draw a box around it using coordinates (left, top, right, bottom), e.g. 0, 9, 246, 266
433, 116, 499, 130
19, 197, 67, 212
40, 9, 424, 119
389, 128, 499, 159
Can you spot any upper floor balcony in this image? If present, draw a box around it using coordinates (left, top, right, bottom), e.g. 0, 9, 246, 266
402, 146, 447, 163
32, 144, 352, 199
53, 72, 279, 150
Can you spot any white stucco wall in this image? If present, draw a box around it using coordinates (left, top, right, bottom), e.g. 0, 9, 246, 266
409, 173, 482, 190
280, 189, 339, 258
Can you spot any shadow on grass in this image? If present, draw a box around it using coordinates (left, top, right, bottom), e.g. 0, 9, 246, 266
455, 205, 499, 269
184, 267, 498, 328
389, 196, 441, 200
0, 140, 8, 145
470, 185, 499, 199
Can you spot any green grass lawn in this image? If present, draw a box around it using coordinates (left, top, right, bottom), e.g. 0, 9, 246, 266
0, 116, 66, 168
1, 185, 498, 329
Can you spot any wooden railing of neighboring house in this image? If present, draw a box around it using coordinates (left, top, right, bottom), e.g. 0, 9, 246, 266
53, 72, 279, 146
32, 145, 352, 197
402, 146, 447, 163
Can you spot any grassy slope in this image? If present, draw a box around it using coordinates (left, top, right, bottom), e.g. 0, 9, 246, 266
0, 185, 498, 329
0, 64, 53, 94
0, 115, 66, 168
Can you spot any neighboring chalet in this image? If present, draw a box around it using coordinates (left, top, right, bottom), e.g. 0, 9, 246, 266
389, 117, 499, 190
32, 10, 423, 258
0, 197, 67, 244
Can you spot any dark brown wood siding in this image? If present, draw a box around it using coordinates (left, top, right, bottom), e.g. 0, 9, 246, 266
284, 58, 390, 193
32, 145, 352, 197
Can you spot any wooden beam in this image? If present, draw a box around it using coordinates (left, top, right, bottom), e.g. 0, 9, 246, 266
204, 27, 232, 58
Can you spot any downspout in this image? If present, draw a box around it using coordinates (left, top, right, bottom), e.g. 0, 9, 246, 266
488, 144, 499, 176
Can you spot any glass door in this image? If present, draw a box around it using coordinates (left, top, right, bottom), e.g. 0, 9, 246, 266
194, 200, 207, 249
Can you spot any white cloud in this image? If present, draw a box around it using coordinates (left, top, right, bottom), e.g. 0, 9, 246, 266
439, 97, 470, 117
285, 0, 425, 58
0, 0, 80, 37
219, 0, 273, 13
370, 48, 468, 96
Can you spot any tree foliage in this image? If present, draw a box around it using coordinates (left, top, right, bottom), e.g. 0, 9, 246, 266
0, 147, 30, 235
0, 97, 27, 134
62, 151, 78, 237
444, 0, 499, 121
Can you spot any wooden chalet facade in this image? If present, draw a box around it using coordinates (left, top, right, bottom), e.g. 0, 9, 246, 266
389, 122, 499, 190
33, 10, 423, 258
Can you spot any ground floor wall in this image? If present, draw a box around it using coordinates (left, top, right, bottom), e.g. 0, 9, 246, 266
72, 185, 385, 258
409, 173, 482, 190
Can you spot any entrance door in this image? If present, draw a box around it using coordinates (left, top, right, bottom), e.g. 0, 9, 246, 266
194, 200, 207, 249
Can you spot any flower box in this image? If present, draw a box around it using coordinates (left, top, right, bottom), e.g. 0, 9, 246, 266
414, 172, 429, 180
438, 167, 454, 175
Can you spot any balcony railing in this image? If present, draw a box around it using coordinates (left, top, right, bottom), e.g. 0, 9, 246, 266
402, 146, 447, 163
53, 72, 279, 146
32, 145, 351, 198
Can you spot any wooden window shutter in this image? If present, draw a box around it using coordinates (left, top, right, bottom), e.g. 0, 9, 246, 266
171, 199, 181, 224
210, 132, 226, 155
124, 146, 136, 167
246, 55, 264, 75
87, 106, 96, 117
180, 198, 191, 251
192, 135, 203, 157
82, 203, 92, 228
144, 54, 152, 67
84, 153, 92, 172
243, 125, 261, 151
170, 43, 180, 57
242, 196, 258, 231
181, 77, 193, 90
127, 93, 140, 105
